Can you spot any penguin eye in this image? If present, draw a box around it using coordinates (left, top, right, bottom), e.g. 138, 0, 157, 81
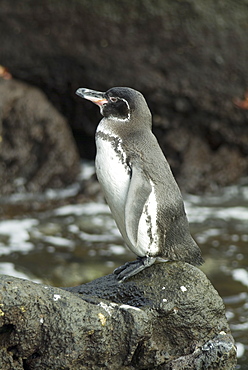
110, 96, 118, 103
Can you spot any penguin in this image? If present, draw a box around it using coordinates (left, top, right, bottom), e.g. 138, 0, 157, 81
76, 87, 203, 282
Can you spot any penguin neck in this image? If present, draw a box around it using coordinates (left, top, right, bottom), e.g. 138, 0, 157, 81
97, 113, 152, 139
96, 117, 119, 136
97, 117, 129, 139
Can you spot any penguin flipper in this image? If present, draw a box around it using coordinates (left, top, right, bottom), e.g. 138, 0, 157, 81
125, 164, 152, 247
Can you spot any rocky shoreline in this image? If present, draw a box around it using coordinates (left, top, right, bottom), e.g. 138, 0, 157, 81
0, 0, 248, 194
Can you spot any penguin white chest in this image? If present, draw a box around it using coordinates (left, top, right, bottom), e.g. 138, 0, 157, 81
95, 135, 130, 215
95, 131, 161, 259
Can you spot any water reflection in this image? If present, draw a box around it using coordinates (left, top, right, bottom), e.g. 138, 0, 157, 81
0, 164, 247, 367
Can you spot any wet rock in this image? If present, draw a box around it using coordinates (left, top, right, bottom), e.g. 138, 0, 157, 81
0, 78, 80, 194
0, 262, 237, 369
167, 131, 247, 193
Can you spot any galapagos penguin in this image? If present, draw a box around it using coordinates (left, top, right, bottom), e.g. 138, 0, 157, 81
76, 87, 203, 281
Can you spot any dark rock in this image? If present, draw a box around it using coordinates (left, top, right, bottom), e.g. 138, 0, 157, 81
0, 0, 248, 192
0, 262, 237, 369
0, 78, 80, 194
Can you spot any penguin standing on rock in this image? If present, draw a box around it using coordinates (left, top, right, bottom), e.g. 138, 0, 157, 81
76, 87, 203, 282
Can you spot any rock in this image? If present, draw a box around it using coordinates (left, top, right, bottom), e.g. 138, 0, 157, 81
166, 130, 247, 193
0, 0, 248, 192
0, 79, 80, 194
0, 262, 237, 369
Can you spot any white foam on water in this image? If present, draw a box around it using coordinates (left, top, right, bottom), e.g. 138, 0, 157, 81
0, 219, 38, 255
42, 235, 75, 248
215, 207, 248, 221
195, 228, 222, 244
232, 268, 248, 287
0, 262, 41, 282
78, 160, 95, 181
45, 184, 81, 200
53, 202, 110, 217
236, 342, 245, 358
108, 245, 126, 255
185, 202, 248, 224
79, 231, 118, 243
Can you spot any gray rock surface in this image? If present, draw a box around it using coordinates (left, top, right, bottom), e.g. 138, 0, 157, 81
0, 262, 236, 369
0, 79, 80, 194
1, 0, 248, 192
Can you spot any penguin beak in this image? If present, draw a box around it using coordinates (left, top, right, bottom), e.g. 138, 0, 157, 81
76, 88, 108, 107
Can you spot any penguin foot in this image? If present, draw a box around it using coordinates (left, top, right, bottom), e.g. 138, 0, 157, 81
114, 256, 156, 282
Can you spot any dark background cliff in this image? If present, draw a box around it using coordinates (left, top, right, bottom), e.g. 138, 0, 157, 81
0, 0, 248, 193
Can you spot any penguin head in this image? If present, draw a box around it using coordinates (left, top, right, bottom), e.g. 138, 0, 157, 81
76, 87, 152, 128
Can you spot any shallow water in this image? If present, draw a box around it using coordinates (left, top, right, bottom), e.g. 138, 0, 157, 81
0, 162, 247, 368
